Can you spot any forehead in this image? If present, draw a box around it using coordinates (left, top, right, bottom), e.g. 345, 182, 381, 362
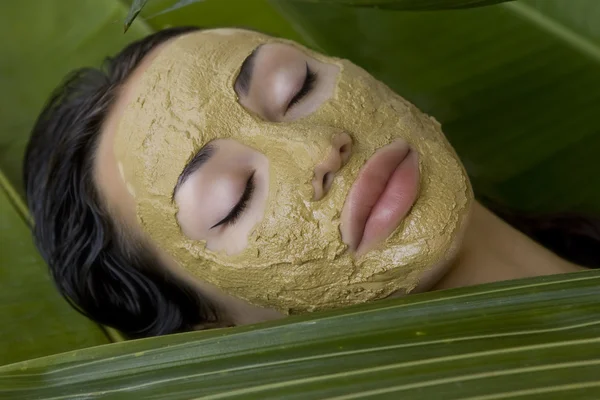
146, 28, 270, 81
110, 28, 273, 141
121, 29, 273, 119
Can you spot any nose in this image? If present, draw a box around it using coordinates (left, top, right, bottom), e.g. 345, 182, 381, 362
312, 132, 353, 201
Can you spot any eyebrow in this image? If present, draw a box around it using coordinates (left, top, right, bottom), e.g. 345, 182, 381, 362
234, 45, 262, 96
173, 144, 215, 197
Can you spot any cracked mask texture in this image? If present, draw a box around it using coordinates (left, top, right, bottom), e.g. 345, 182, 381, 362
114, 30, 473, 314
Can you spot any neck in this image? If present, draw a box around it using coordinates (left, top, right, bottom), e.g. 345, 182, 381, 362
433, 201, 584, 290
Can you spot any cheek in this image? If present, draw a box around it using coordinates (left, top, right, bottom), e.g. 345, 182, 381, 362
245, 182, 346, 266
175, 184, 204, 240
233, 130, 352, 262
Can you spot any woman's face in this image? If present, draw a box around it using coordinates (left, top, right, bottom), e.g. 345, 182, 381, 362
100, 29, 473, 315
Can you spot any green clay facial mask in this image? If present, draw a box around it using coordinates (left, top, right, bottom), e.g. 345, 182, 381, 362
115, 29, 473, 314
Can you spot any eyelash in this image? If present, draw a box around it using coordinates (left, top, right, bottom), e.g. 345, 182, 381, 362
211, 171, 255, 229
287, 63, 317, 110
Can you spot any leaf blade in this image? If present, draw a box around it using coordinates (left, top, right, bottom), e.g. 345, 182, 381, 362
1, 271, 599, 399
286, 0, 513, 11
124, 0, 149, 32
147, 0, 206, 19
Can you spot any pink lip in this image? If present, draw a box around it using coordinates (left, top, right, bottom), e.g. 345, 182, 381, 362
340, 140, 420, 254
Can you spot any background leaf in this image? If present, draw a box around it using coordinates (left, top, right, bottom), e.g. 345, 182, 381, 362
135, 0, 304, 43
124, 0, 149, 32
148, 0, 207, 18
1, 271, 599, 399
0, 172, 110, 366
0, 0, 150, 197
286, 0, 513, 10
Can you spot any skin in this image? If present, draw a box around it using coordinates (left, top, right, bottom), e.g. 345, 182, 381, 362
96, 29, 584, 328
434, 202, 584, 290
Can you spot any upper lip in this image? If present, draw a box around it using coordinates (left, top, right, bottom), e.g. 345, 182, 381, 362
340, 140, 420, 254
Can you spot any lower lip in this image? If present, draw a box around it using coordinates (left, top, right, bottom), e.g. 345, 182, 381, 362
342, 142, 421, 254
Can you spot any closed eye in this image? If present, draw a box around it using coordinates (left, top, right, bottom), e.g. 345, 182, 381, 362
211, 171, 255, 229
286, 62, 317, 112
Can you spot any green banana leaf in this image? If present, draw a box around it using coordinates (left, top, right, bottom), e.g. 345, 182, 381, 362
285, 0, 513, 10
0, 0, 151, 197
125, 0, 150, 31
0, 172, 111, 366
1, 271, 599, 399
2, 0, 600, 397
124, 0, 513, 29
135, 0, 303, 42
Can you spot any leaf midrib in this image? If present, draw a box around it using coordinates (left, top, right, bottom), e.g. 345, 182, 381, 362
504, 1, 600, 63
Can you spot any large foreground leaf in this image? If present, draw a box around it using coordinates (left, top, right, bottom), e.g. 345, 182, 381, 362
272, 0, 600, 215
1, 271, 599, 399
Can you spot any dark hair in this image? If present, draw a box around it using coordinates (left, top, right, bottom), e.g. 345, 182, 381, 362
23, 26, 220, 338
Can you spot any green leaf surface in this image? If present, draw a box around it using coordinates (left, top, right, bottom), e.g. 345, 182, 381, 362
1, 271, 599, 399
132, 0, 515, 26
286, 0, 512, 10
0, 171, 110, 366
136, 0, 304, 43
0, 0, 151, 197
148, 0, 207, 18
124, 0, 149, 32
272, 0, 600, 214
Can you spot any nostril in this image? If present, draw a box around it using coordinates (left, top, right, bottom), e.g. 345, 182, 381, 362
323, 172, 334, 192
313, 134, 352, 201
338, 143, 352, 164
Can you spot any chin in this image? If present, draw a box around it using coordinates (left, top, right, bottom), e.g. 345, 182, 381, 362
386, 199, 473, 298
